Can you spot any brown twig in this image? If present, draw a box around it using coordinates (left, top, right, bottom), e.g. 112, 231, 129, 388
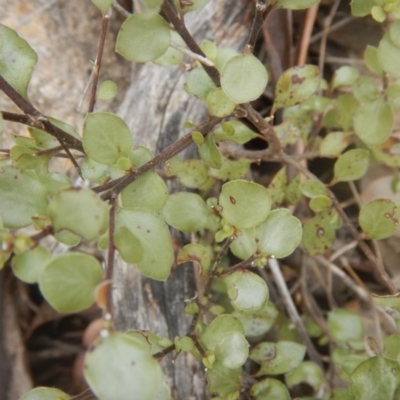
88, 13, 110, 113
217, 254, 258, 276
94, 116, 222, 199
296, 3, 319, 66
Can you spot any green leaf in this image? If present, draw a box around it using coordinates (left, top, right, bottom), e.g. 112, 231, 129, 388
372, 293, 400, 313
175, 159, 209, 188
81, 157, 110, 184
121, 171, 168, 212
350, 0, 374, 16
328, 308, 365, 344
251, 341, 306, 375
302, 213, 336, 255
205, 362, 241, 398
383, 334, 400, 362
265, 168, 287, 208
54, 230, 81, 247
332, 66, 360, 89
48, 188, 109, 240
206, 87, 236, 117
273, 0, 320, 10
256, 209, 302, 258
233, 301, 278, 338
333, 149, 369, 183
0, 24, 37, 99
309, 195, 332, 212
364, 45, 384, 77
378, 33, 400, 79
198, 133, 222, 169
219, 180, 271, 229
82, 112, 133, 165
154, 30, 184, 66
117, 208, 174, 281
12, 246, 51, 284
114, 226, 144, 264
389, 21, 400, 48
354, 98, 394, 146
352, 76, 379, 103
19, 387, 71, 400
285, 361, 324, 391
386, 84, 400, 110
223, 270, 269, 313
285, 175, 302, 205
319, 131, 351, 157
116, 13, 171, 63
273, 65, 320, 113
350, 357, 400, 400
39, 173, 72, 196
91, 0, 112, 14
214, 121, 258, 145
97, 80, 117, 100
251, 378, 290, 400
0, 166, 48, 229
184, 67, 216, 101
177, 243, 211, 276
335, 93, 359, 131
84, 331, 169, 400
209, 156, 251, 180
39, 253, 103, 313
162, 192, 215, 232
221, 54, 268, 103
359, 199, 398, 240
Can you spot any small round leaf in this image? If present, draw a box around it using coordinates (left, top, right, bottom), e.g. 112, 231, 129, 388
116, 13, 171, 63
97, 80, 117, 100
12, 246, 51, 283
48, 188, 109, 241
359, 199, 398, 240
19, 387, 70, 400
83, 112, 133, 165
223, 270, 269, 313
219, 180, 271, 229
221, 54, 268, 104
328, 308, 365, 344
39, 253, 103, 313
333, 149, 369, 183
84, 331, 168, 400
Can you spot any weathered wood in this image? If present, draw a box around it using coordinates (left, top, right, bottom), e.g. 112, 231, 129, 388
114, 2, 251, 398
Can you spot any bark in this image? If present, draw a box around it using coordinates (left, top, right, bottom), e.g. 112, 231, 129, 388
114, 2, 251, 398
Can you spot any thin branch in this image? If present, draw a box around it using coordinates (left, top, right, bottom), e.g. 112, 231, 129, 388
282, 153, 397, 294
88, 12, 111, 113
169, 42, 215, 66
113, 0, 131, 17
94, 116, 222, 199
238, 103, 282, 155
160, 0, 220, 86
217, 254, 258, 276
2, 112, 84, 153
106, 197, 117, 314
268, 258, 323, 368
244, 1, 272, 54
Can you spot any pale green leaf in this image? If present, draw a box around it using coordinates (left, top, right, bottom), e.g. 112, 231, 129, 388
117, 208, 174, 281
354, 98, 394, 146
215, 331, 249, 369
333, 149, 369, 183
154, 31, 184, 66
364, 46, 384, 77
350, 0, 374, 16
273, 65, 320, 112
389, 21, 400, 48
184, 67, 216, 100
176, 159, 209, 188
12, 246, 51, 284
350, 357, 400, 400
82, 112, 132, 165
84, 331, 169, 400
332, 66, 360, 89
221, 54, 268, 103
48, 188, 109, 241
114, 226, 144, 264
177, 243, 211, 276
251, 341, 306, 375
205, 362, 241, 398
121, 171, 168, 212
97, 80, 117, 100
359, 199, 398, 240
91, 0, 112, 14
162, 192, 215, 232
0, 24, 37, 99
39, 253, 103, 313
257, 209, 302, 258
206, 87, 236, 117
213, 121, 258, 145
223, 270, 269, 313
273, 0, 320, 10
286, 361, 324, 391
116, 13, 171, 62
328, 308, 365, 344
378, 33, 400, 79
251, 379, 290, 400
219, 180, 271, 229
81, 157, 110, 184
302, 213, 336, 255
319, 131, 351, 157
19, 387, 71, 400
198, 134, 222, 169
0, 166, 48, 229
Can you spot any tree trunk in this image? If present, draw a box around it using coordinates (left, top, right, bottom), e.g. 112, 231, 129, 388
114, 2, 251, 398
